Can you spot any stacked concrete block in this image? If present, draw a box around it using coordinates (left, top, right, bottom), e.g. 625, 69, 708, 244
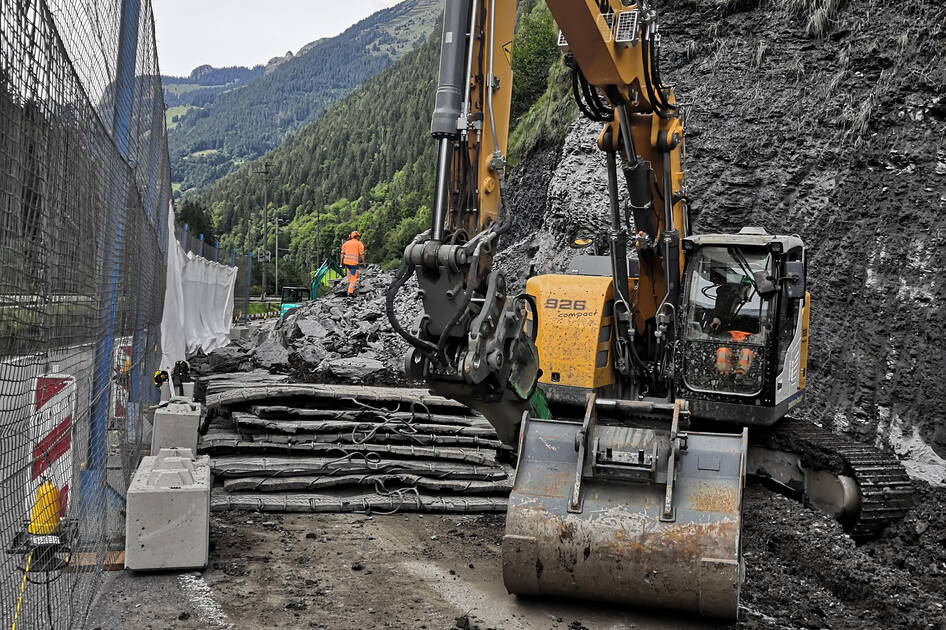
125, 448, 211, 570
151, 400, 201, 453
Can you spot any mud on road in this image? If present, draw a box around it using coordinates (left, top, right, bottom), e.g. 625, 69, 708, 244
88, 480, 946, 630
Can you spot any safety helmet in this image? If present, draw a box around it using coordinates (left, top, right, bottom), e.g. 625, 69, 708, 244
350, 231, 361, 238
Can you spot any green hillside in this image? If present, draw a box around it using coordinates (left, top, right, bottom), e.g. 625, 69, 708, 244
197, 1, 570, 282
169, 0, 440, 194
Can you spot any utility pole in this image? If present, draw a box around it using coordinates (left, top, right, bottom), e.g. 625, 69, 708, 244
316, 204, 322, 266
254, 161, 273, 299
274, 218, 278, 295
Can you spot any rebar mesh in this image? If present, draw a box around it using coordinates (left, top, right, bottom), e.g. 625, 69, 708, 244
0, 0, 170, 627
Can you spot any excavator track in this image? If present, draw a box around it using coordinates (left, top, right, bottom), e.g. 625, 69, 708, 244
763, 418, 915, 540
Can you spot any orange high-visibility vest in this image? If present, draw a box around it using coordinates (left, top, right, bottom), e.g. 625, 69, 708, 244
341, 239, 364, 266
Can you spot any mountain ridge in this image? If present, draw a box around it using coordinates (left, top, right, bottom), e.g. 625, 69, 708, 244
167, 0, 440, 194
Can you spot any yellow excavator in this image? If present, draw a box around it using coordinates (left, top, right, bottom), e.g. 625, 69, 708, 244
386, 0, 913, 619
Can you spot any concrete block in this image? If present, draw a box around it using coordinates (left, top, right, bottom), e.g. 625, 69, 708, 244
159, 381, 172, 402
151, 401, 201, 453
181, 382, 195, 398
125, 448, 210, 570
230, 326, 246, 341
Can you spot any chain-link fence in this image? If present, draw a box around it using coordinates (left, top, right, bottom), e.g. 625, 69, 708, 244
0, 0, 170, 627
175, 223, 231, 264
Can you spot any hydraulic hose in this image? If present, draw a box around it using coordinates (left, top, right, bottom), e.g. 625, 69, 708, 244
571, 68, 613, 122
386, 263, 437, 358
640, 35, 671, 119
582, 75, 614, 121
647, 34, 677, 114
651, 32, 677, 112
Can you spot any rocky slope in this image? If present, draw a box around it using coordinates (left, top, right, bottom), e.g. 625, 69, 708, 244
192, 267, 420, 385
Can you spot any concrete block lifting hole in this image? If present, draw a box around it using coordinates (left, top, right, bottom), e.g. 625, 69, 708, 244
151, 400, 201, 453
125, 448, 211, 571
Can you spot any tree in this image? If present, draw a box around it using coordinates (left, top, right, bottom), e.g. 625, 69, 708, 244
176, 199, 216, 243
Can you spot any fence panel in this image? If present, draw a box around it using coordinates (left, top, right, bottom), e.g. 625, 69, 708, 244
0, 0, 170, 627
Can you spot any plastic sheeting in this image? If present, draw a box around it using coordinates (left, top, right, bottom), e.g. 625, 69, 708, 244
161, 204, 237, 370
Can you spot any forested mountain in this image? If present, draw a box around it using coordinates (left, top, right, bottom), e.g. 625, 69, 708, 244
168, 0, 440, 193
195, 1, 567, 284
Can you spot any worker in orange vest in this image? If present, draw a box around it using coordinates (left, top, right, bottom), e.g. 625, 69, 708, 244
709, 277, 757, 379
340, 231, 366, 296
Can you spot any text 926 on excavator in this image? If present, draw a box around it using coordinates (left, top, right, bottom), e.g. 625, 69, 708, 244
386, 0, 913, 620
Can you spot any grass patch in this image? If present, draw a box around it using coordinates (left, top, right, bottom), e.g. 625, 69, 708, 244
234, 301, 281, 319
775, 0, 847, 37
188, 149, 222, 159
165, 105, 196, 129
507, 58, 576, 167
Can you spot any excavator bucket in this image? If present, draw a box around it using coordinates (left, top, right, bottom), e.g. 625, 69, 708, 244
502, 397, 747, 620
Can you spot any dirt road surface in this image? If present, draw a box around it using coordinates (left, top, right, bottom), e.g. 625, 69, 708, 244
87, 480, 946, 630
88, 511, 719, 630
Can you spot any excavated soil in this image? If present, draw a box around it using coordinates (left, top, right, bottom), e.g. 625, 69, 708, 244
737, 482, 946, 630
661, 0, 946, 473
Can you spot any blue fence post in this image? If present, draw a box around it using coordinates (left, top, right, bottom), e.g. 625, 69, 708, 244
198, 233, 205, 258
88, 0, 142, 509
213, 241, 220, 263
230, 249, 236, 267
244, 251, 253, 321
183, 223, 190, 253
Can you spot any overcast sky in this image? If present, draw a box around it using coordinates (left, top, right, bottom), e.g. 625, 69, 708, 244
153, 1, 404, 76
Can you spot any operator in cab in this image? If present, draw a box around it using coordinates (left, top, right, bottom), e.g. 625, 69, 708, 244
340, 231, 366, 297
708, 274, 758, 378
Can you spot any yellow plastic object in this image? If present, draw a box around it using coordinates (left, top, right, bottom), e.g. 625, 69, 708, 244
27, 481, 61, 535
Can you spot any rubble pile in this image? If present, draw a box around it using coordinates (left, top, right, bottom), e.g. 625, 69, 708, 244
198, 383, 513, 514
191, 265, 421, 386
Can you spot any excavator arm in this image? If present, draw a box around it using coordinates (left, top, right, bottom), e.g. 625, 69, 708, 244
386, 0, 685, 445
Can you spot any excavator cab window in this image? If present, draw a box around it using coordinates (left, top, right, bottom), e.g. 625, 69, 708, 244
681, 245, 773, 396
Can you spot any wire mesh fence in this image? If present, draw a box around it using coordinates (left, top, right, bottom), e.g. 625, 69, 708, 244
175, 223, 229, 263
0, 0, 170, 627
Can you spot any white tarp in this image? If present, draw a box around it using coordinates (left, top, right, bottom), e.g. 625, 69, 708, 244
160, 204, 237, 371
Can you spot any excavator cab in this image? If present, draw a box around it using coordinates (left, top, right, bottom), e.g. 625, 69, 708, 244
678, 228, 810, 425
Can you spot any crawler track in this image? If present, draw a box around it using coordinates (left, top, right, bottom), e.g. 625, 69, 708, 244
768, 418, 915, 539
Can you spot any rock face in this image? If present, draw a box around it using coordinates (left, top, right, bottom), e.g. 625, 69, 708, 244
497, 0, 946, 471
192, 265, 421, 385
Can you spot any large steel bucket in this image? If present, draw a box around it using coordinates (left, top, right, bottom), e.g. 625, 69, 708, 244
502, 412, 747, 620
